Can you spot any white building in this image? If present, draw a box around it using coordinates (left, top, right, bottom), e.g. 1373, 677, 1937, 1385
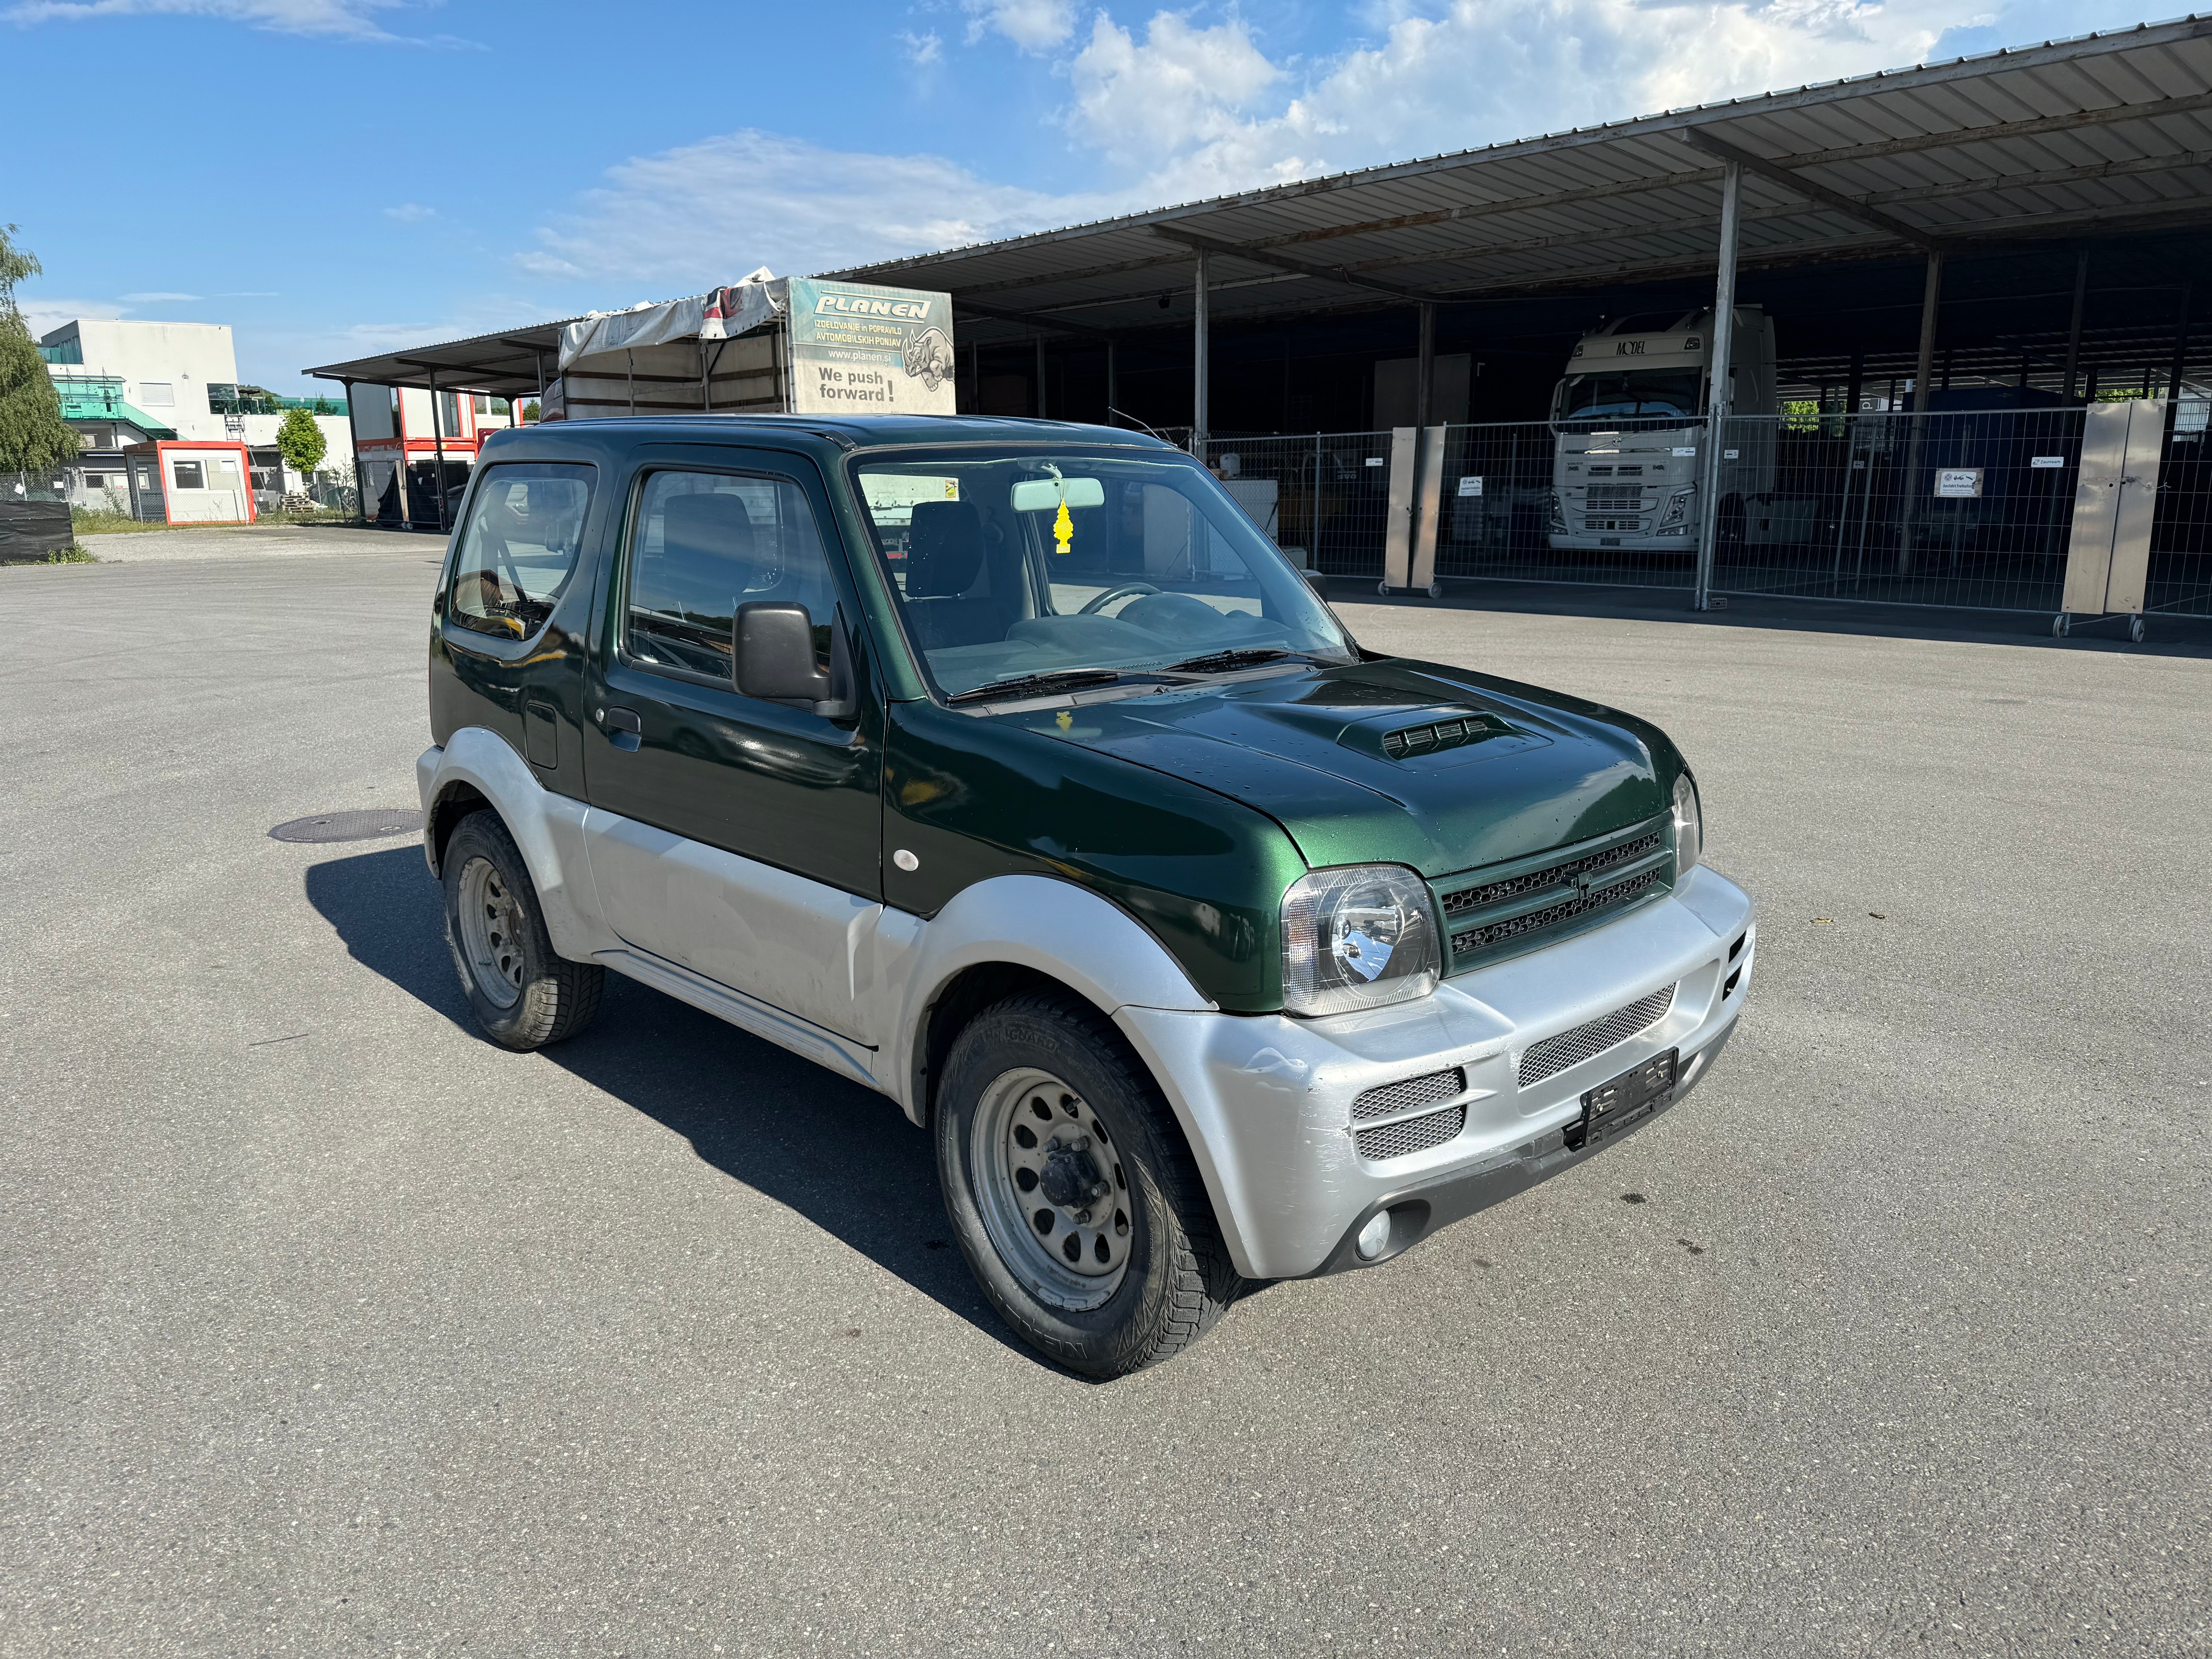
40, 318, 356, 510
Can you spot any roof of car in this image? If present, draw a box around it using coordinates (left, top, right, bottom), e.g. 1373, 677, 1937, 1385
519, 414, 1179, 451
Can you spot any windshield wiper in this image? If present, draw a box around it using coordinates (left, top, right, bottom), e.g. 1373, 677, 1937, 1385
945, 668, 1125, 705
1161, 647, 1306, 676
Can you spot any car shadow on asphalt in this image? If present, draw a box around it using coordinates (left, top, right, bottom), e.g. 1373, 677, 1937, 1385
304, 844, 1038, 1364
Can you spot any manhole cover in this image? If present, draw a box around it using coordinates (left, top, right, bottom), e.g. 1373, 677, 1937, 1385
268, 809, 424, 844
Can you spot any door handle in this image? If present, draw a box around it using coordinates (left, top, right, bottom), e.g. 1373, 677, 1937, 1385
598, 705, 642, 750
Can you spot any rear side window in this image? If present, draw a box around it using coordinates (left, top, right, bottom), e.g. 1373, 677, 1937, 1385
447, 462, 595, 641
625, 469, 840, 683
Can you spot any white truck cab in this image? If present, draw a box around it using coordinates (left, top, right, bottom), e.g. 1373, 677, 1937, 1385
1547, 307, 1791, 556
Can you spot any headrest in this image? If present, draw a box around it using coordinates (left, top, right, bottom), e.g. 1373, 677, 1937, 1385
905, 500, 984, 597
661, 489, 755, 565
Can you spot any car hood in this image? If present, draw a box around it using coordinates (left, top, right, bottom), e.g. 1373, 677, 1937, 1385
1009, 658, 1674, 879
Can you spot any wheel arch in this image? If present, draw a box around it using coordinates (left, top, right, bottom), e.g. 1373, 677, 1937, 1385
414, 729, 606, 962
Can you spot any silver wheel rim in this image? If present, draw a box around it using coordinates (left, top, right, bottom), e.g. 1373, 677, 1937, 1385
456, 855, 526, 1010
971, 1067, 1132, 1312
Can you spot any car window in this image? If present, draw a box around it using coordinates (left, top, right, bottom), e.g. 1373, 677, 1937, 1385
625, 469, 840, 684
447, 462, 595, 641
851, 448, 1350, 698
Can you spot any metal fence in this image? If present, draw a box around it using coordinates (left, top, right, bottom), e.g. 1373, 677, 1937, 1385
1206, 432, 1398, 579
1204, 405, 2212, 618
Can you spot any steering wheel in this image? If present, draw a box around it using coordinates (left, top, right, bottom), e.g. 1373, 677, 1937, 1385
1079, 581, 1162, 616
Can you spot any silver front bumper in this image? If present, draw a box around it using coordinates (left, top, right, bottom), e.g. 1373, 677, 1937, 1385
1118, 864, 1755, 1280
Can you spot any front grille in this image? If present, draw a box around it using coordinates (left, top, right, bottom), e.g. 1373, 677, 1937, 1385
1585, 484, 1642, 509
1444, 831, 1664, 917
1355, 1106, 1466, 1161
1451, 866, 1663, 956
1352, 1066, 1465, 1122
1584, 518, 1644, 531
1516, 984, 1676, 1089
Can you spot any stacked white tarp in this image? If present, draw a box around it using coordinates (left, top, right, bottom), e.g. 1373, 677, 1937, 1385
553, 268, 790, 417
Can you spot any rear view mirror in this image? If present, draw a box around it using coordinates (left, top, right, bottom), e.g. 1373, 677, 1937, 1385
735, 603, 830, 705
1011, 476, 1106, 512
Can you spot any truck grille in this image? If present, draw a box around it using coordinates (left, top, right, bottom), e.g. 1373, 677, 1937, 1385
1585, 484, 1642, 509
1517, 985, 1676, 1088
1435, 818, 1673, 972
1355, 1106, 1466, 1161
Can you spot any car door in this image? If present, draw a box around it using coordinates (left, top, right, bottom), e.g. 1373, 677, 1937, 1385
581, 448, 885, 1041
430, 459, 603, 797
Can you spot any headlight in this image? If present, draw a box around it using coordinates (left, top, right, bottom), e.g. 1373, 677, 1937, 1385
1672, 773, 1702, 880
1546, 490, 1566, 532
1657, 487, 1695, 532
1281, 864, 1441, 1017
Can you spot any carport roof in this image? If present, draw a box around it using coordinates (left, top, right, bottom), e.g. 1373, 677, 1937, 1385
833, 15, 2212, 344
305, 317, 586, 398
308, 17, 2212, 391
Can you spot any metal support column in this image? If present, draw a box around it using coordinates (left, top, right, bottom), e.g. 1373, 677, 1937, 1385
2167, 280, 2191, 400
1415, 302, 1435, 427
428, 370, 448, 533
1693, 161, 1741, 612
1106, 340, 1118, 425
2063, 250, 2090, 400
1898, 250, 1944, 575
1035, 337, 1048, 419
1192, 250, 1210, 458
342, 378, 368, 526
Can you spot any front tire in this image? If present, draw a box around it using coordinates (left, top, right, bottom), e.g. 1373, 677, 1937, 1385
440, 810, 604, 1051
935, 992, 1240, 1377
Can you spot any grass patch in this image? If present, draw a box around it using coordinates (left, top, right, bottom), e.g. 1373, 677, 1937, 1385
44, 545, 98, 563
70, 504, 160, 536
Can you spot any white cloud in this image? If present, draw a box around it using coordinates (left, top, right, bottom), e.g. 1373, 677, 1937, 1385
383, 203, 437, 223
517, 129, 1110, 285
899, 27, 942, 64
118, 289, 201, 302
963, 0, 1076, 52
1068, 11, 1286, 177
2, 0, 406, 38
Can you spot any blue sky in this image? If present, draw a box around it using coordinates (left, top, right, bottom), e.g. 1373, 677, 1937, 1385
2, 0, 2169, 389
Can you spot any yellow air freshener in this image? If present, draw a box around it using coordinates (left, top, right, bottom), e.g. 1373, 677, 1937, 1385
1052, 496, 1074, 554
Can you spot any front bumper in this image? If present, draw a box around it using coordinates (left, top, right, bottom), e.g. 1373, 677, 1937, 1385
1547, 531, 1697, 553
1117, 864, 1754, 1280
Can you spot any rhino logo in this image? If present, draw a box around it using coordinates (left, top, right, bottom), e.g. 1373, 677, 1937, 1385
903, 326, 955, 391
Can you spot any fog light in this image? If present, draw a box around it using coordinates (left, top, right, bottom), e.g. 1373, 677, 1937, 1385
1356, 1211, 1393, 1260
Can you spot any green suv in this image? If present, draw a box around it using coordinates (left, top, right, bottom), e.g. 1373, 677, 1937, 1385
418, 414, 1755, 1377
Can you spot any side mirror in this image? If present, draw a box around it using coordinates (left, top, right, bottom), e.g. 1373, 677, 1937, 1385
1304, 570, 1331, 603
735, 602, 830, 706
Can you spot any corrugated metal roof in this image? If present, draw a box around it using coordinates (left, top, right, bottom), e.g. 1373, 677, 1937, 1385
836, 16, 2212, 343
312, 18, 2212, 388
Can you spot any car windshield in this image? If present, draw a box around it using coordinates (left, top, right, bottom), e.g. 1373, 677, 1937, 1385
850, 446, 1354, 699
1556, 370, 1704, 420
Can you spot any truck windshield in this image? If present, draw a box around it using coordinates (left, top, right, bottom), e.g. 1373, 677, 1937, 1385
1556, 370, 1704, 420
850, 446, 1354, 700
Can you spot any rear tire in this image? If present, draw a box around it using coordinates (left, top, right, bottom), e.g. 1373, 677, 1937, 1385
935, 991, 1240, 1377
440, 810, 604, 1051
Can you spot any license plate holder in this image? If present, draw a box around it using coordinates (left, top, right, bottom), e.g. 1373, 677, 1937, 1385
1567, 1048, 1677, 1151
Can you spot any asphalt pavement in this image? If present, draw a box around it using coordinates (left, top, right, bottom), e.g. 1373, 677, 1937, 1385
4, 538, 2207, 1657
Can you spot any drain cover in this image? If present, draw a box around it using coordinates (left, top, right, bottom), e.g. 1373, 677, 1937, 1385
269, 809, 424, 844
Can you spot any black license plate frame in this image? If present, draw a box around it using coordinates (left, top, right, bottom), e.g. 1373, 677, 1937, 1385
1568, 1048, 1678, 1151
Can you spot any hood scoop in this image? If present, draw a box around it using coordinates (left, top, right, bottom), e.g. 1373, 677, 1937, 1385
1343, 706, 1553, 771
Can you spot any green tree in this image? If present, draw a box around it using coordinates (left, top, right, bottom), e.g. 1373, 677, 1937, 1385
275, 405, 328, 480
0, 225, 78, 477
